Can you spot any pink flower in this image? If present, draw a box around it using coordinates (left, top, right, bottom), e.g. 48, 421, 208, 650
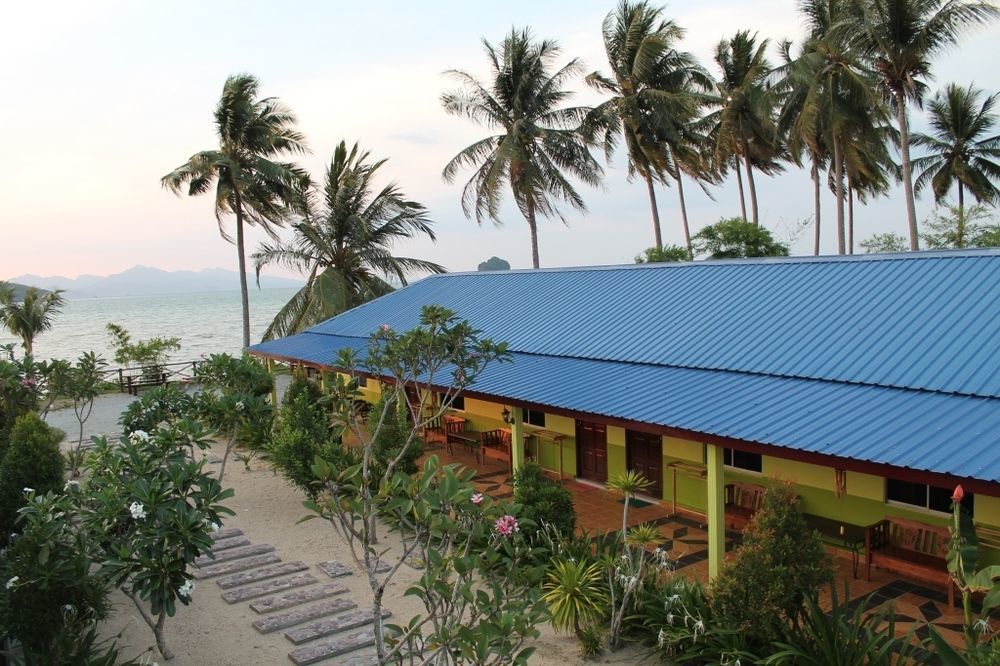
471, 492, 484, 506
494, 514, 519, 537
379, 324, 391, 333
953, 485, 964, 502
20, 377, 35, 388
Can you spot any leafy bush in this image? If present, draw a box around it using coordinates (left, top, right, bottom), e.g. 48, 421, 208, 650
195, 353, 273, 398
542, 557, 608, 637
269, 376, 352, 497
0, 412, 65, 539
0, 491, 112, 661
106, 322, 180, 369
709, 480, 834, 647
369, 394, 422, 478
513, 461, 576, 538
119, 383, 194, 436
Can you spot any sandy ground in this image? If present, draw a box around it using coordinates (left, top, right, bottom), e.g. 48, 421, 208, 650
43, 391, 646, 666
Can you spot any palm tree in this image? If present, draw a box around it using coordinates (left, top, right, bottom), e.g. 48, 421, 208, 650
779, 1, 887, 253
0, 284, 65, 357
708, 31, 784, 226
162, 73, 309, 349
912, 83, 1000, 219
442, 29, 603, 269
253, 141, 445, 340
851, 0, 998, 250
585, 1, 712, 255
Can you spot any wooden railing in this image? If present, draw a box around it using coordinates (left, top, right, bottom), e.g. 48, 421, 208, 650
105, 360, 202, 395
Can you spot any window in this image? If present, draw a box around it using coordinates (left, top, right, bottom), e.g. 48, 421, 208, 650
887, 478, 973, 514
521, 408, 545, 427
723, 448, 763, 473
435, 392, 464, 411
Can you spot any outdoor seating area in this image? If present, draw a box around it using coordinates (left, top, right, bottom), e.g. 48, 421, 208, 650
866, 516, 955, 606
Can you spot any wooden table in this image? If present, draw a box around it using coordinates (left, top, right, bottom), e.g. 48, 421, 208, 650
802, 513, 866, 578
526, 428, 568, 479
665, 461, 707, 517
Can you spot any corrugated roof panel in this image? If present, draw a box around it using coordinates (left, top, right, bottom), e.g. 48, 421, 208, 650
307, 251, 1000, 397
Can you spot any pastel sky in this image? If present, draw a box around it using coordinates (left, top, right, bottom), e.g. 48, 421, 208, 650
1, 0, 996, 279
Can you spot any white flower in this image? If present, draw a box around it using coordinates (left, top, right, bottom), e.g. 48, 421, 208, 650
177, 580, 195, 598
666, 612, 675, 626
5, 576, 19, 590
22, 487, 33, 494
129, 501, 147, 520
64, 480, 80, 490
235, 401, 245, 412
130, 430, 150, 443
209, 521, 220, 533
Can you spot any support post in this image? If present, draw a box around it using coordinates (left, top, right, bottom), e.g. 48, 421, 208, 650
267, 359, 278, 408
706, 443, 725, 581
510, 407, 525, 474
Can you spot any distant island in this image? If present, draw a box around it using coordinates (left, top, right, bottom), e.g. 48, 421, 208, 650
7, 266, 304, 299
2, 282, 51, 301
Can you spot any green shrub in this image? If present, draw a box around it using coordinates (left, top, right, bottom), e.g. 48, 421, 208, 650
0, 491, 112, 662
513, 461, 576, 538
369, 395, 422, 478
0, 413, 65, 539
119, 384, 193, 435
709, 480, 834, 648
269, 376, 351, 498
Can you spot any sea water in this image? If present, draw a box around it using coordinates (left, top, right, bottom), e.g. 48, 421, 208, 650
0, 288, 301, 365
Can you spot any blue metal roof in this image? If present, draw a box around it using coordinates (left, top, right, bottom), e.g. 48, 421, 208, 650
251, 250, 1000, 484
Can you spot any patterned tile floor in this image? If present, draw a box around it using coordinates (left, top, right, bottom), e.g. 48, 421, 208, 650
421, 444, 968, 655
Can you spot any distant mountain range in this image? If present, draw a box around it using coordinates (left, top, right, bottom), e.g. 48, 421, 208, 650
7, 266, 304, 299
2, 282, 50, 301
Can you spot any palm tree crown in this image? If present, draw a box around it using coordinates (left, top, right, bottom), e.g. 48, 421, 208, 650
442, 29, 603, 269
161, 73, 309, 348
0, 284, 65, 357
253, 141, 445, 340
586, 0, 713, 256
912, 83, 1000, 212
851, 0, 998, 250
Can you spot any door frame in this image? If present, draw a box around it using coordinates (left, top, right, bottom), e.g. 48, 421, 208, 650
576, 420, 608, 483
625, 429, 663, 498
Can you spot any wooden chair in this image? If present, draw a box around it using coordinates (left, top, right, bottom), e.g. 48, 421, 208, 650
865, 516, 954, 606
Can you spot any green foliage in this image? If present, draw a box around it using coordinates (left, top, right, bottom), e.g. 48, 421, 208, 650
709, 480, 834, 648
478, 256, 511, 271
635, 245, 690, 263
0, 284, 65, 357
52, 351, 108, 476
860, 231, 909, 253
369, 394, 422, 478
119, 383, 194, 435
269, 376, 351, 498
946, 485, 1000, 649
542, 557, 608, 636
0, 413, 65, 540
765, 585, 920, 665
195, 353, 273, 398
923, 204, 1000, 249
105, 322, 180, 368
0, 491, 112, 661
513, 461, 576, 538
577, 623, 606, 660
693, 217, 790, 259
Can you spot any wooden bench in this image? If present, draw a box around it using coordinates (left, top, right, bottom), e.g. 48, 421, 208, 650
480, 429, 511, 465
445, 418, 480, 463
421, 414, 446, 445
724, 482, 766, 530
865, 516, 954, 606
122, 372, 168, 396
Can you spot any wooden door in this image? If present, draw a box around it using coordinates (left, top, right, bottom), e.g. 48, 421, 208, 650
576, 420, 607, 482
626, 430, 663, 498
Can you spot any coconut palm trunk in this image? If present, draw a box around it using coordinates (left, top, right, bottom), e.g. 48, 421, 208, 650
742, 141, 759, 225
811, 159, 822, 255
644, 172, 664, 250
735, 158, 748, 222
957, 182, 966, 247
895, 90, 920, 251
233, 194, 252, 349
848, 182, 855, 254
526, 196, 540, 269
834, 137, 845, 255
673, 169, 693, 259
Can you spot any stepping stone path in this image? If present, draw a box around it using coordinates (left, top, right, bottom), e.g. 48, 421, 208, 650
198, 529, 391, 663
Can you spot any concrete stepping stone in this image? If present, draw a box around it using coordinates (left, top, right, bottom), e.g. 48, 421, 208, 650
211, 527, 243, 541
220, 573, 318, 604
285, 608, 391, 645
194, 543, 275, 567
210, 535, 251, 552
217, 561, 308, 589
288, 628, 377, 665
250, 582, 347, 614
192, 553, 281, 579
251, 597, 356, 634
317, 560, 389, 578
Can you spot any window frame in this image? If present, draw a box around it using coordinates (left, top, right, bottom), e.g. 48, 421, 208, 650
723, 448, 763, 474
886, 477, 973, 515
521, 408, 545, 427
